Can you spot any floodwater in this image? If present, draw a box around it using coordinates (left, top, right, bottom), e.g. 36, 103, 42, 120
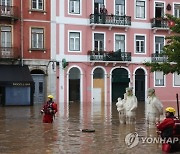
0, 102, 178, 154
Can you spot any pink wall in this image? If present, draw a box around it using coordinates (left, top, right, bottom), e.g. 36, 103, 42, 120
57, 0, 180, 104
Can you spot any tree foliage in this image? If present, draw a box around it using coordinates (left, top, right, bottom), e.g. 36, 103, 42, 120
144, 14, 180, 74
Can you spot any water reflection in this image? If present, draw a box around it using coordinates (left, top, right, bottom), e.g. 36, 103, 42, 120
0, 102, 178, 154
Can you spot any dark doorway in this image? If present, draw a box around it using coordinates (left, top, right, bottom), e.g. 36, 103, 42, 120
69, 68, 80, 102
135, 69, 145, 101
112, 68, 129, 102
155, 2, 164, 27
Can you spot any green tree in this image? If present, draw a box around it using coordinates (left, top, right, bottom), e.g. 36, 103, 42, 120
144, 14, 180, 74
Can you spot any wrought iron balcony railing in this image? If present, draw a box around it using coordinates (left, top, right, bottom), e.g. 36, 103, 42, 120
0, 5, 19, 20
151, 18, 168, 29
0, 47, 21, 60
151, 53, 168, 62
90, 14, 131, 26
88, 50, 131, 62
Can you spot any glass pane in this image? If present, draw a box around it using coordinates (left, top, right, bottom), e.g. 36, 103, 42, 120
174, 72, 180, 86
94, 33, 104, 40
75, 1, 80, 13
75, 38, 80, 50
69, 38, 74, 50
95, 0, 104, 4
32, 0, 36, 9
38, 34, 43, 48
116, 0, 124, 5
94, 41, 98, 50
155, 71, 163, 79
39, 82, 43, 93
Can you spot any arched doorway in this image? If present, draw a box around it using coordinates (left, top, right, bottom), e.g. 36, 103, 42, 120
135, 69, 145, 101
93, 68, 105, 102
93, 68, 105, 114
31, 69, 45, 104
69, 67, 80, 102
112, 68, 129, 102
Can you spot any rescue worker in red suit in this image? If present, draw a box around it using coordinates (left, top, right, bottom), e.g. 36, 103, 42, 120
41, 95, 58, 123
156, 107, 179, 153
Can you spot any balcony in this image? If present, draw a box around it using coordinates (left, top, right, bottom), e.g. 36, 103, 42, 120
88, 50, 131, 63
0, 47, 21, 61
151, 53, 168, 62
151, 18, 169, 33
90, 14, 131, 30
0, 5, 19, 21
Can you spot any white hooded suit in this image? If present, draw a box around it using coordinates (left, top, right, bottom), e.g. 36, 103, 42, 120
116, 97, 126, 124
146, 88, 163, 127
124, 93, 138, 124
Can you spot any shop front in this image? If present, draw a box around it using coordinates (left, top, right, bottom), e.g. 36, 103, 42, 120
0, 65, 34, 106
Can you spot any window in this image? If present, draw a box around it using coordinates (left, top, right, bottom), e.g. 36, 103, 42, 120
155, 71, 164, 86
31, 28, 44, 49
115, 0, 125, 16
0, 0, 11, 6
155, 2, 164, 18
135, 35, 145, 53
69, 32, 80, 51
69, 0, 80, 14
0, 0, 11, 15
94, 0, 104, 14
174, 72, 180, 86
0, 26, 12, 47
174, 4, 180, 18
155, 36, 164, 54
94, 33, 104, 51
136, 0, 145, 19
32, 0, 44, 10
115, 34, 125, 52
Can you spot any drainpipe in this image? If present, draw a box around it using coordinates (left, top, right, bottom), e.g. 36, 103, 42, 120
20, 0, 24, 66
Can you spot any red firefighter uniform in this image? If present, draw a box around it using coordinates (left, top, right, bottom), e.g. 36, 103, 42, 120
157, 107, 180, 153
41, 95, 58, 123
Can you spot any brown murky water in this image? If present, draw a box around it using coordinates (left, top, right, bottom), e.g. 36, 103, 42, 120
0, 102, 178, 154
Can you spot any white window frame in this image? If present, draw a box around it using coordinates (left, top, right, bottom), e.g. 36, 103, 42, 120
154, 1, 165, 18
31, 0, 44, 10
31, 27, 44, 49
0, 26, 12, 47
154, 71, 165, 87
135, 0, 146, 20
68, 0, 81, 15
114, 0, 126, 16
173, 72, 180, 87
173, 3, 180, 18
114, 33, 126, 52
68, 31, 81, 52
154, 35, 165, 54
92, 32, 105, 51
134, 34, 146, 54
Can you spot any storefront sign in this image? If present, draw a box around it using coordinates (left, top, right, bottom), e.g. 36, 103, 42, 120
13, 83, 31, 86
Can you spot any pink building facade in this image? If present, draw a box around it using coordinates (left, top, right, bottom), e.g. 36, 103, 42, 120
52, 0, 180, 113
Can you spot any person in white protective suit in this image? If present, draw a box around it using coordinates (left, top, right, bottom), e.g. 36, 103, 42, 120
116, 97, 126, 124
146, 88, 163, 127
124, 87, 138, 124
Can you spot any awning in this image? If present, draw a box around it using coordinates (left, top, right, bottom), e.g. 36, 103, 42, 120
0, 65, 34, 86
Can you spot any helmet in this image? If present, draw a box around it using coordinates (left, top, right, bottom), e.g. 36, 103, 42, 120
165, 107, 175, 114
48, 95, 53, 99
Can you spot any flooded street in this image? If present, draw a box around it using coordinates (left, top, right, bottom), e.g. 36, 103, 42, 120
0, 102, 177, 154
